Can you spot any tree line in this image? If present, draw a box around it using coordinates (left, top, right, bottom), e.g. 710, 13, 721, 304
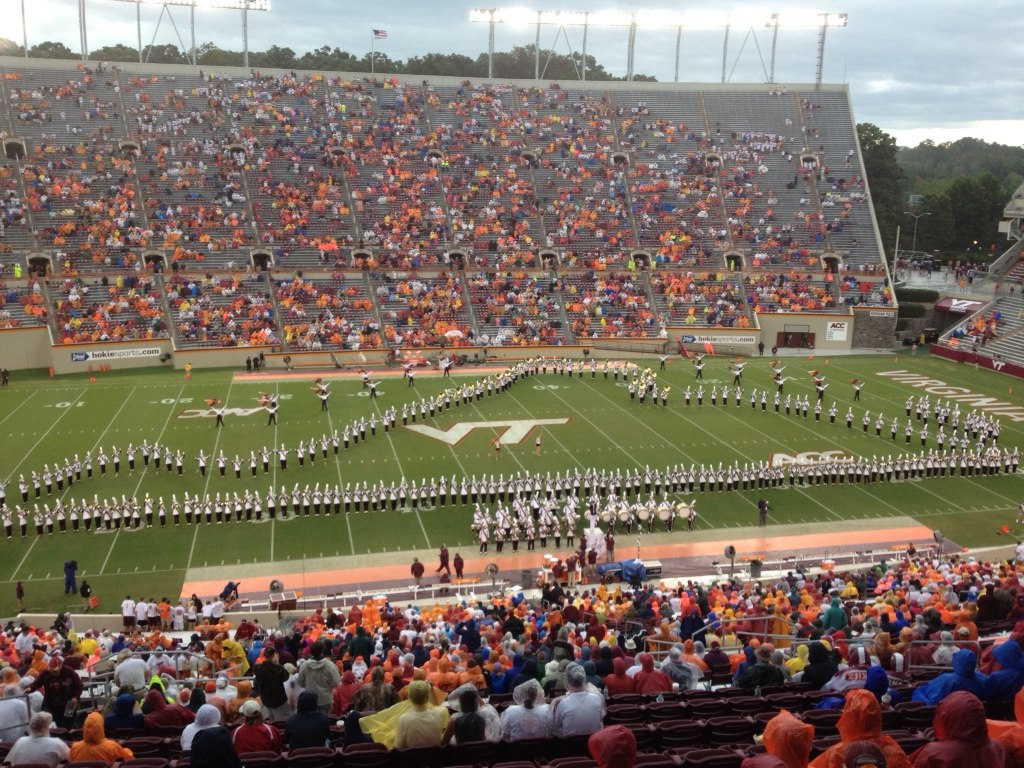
859, 125, 1024, 261
0, 38, 653, 81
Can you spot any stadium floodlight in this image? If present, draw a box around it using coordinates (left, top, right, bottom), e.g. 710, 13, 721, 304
765, 12, 847, 83
71, 0, 272, 67
471, 6, 847, 83
105, 0, 270, 11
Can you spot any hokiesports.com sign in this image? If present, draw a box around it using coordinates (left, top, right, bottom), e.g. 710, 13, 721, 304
70, 347, 163, 362
678, 334, 758, 345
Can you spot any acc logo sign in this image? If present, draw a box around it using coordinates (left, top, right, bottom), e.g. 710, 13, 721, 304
407, 418, 570, 446
71, 352, 90, 362
769, 449, 854, 467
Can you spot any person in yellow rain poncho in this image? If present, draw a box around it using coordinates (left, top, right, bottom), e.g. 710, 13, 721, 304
360, 679, 449, 750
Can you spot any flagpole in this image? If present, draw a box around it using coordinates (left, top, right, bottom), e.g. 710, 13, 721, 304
371, 32, 375, 75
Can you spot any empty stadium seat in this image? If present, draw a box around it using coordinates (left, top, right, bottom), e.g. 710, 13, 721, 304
282, 746, 337, 768
679, 748, 744, 767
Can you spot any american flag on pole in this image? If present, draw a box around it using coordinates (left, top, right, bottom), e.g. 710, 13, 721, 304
373, 29, 388, 39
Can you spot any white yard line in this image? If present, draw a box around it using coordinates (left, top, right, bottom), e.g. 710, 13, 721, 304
0, 390, 36, 431
9, 535, 39, 581
5, 388, 87, 481
102, 384, 188, 576
326, 401, 355, 556
57, 386, 141, 504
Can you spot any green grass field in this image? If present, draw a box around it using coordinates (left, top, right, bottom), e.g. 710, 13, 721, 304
1, 351, 1022, 616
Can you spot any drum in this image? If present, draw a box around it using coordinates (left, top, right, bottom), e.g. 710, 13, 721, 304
657, 505, 672, 521
600, 509, 613, 523
638, 507, 651, 521
675, 502, 690, 518
618, 509, 632, 522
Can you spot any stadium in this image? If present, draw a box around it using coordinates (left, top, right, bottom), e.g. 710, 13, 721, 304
0, 2, 1023, 767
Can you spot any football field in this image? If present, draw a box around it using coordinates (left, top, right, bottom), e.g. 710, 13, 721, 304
1, 351, 1022, 616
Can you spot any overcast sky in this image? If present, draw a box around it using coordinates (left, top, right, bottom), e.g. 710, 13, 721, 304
13, 0, 1024, 147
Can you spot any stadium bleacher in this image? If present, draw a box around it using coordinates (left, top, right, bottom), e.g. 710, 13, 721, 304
0, 62, 897, 350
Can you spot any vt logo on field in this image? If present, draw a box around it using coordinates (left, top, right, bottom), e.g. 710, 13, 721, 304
407, 419, 570, 446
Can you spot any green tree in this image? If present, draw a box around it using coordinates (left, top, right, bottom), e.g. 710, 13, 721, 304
857, 122, 903, 257
296, 46, 359, 71
251, 45, 297, 69
197, 46, 243, 67
944, 173, 1004, 251
359, 52, 399, 74
0, 38, 24, 57
28, 41, 78, 60
404, 53, 482, 78
91, 44, 141, 63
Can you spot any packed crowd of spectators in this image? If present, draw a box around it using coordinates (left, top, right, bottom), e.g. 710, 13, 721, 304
273, 274, 382, 350
375, 272, 472, 347
51, 274, 169, 344
466, 271, 564, 346
746, 272, 837, 313
164, 273, 278, 348
649, 272, 749, 328
561, 271, 659, 338
4, 547, 1024, 765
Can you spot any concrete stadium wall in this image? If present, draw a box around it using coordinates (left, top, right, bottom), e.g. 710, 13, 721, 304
0, 328, 53, 371
49, 340, 174, 375
754, 312, 856, 351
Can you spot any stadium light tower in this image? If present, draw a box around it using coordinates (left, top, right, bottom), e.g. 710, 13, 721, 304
55, 0, 271, 66
904, 210, 932, 255
766, 12, 848, 85
471, 7, 846, 83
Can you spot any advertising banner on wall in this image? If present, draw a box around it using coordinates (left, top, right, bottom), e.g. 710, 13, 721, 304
824, 321, 849, 341
70, 347, 163, 363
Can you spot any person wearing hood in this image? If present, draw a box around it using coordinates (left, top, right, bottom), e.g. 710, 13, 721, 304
393, 680, 449, 750
501, 679, 553, 741
189, 704, 242, 768
661, 645, 701, 690
332, 668, 362, 717
69, 711, 134, 765
822, 598, 848, 631
983, 639, 1024, 701
104, 692, 144, 732
511, 656, 540, 690
809, 689, 912, 768
910, 691, 1012, 767
801, 642, 839, 690
285, 690, 330, 750
786, 644, 810, 676
588, 724, 636, 768
932, 631, 956, 666
185, 686, 206, 714
988, 687, 1024, 763
351, 666, 397, 713
181, 702, 220, 752
633, 652, 673, 695
759, 710, 814, 768
296, 641, 340, 714
603, 656, 636, 696
912, 648, 987, 705
142, 686, 194, 729
552, 662, 605, 737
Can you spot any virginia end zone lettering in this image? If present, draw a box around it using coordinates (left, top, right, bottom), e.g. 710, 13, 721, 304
875, 370, 1024, 422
